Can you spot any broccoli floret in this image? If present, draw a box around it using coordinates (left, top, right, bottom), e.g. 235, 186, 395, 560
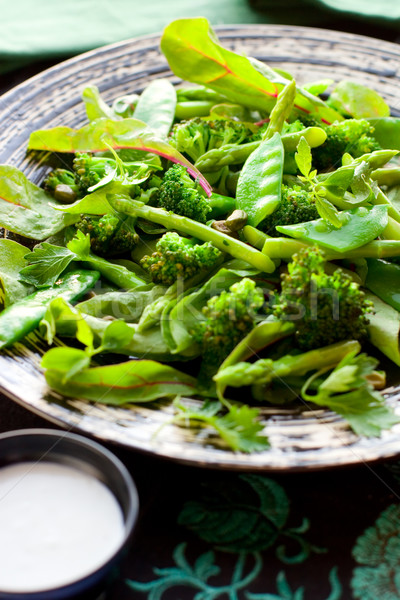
158, 164, 211, 223
73, 152, 155, 195
259, 185, 319, 236
273, 246, 372, 350
191, 278, 264, 368
312, 119, 381, 172
73, 153, 117, 193
43, 168, 79, 203
75, 213, 139, 256
140, 232, 222, 286
169, 117, 257, 163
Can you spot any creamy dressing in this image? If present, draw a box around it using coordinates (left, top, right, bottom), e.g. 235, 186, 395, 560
0, 461, 125, 592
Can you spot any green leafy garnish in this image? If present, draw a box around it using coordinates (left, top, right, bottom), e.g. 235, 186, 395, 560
173, 399, 269, 453
301, 352, 399, 437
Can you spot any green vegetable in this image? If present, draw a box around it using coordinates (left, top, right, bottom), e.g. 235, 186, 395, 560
42, 357, 200, 404
82, 85, 118, 121
157, 164, 212, 224
161, 18, 342, 123
236, 132, 283, 227
169, 116, 258, 163
20, 231, 147, 290
215, 340, 361, 387
109, 195, 276, 272
328, 81, 390, 119
312, 119, 381, 172
368, 117, 400, 150
0, 269, 100, 349
273, 246, 372, 350
301, 351, 398, 437
43, 168, 79, 203
263, 237, 400, 262
276, 205, 388, 253
28, 117, 212, 196
259, 184, 319, 236
191, 278, 265, 374
295, 136, 342, 227
365, 259, 400, 312
216, 319, 295, 399
194, 126, 327, 173
140, 232, 222, 286
263, 79, 296, 140
172, 399, 269, 453
133, 79, 176, 138
75, 213, 139, 257
72, 152, 154, 195
0, 165, 78, 240
0, 240, 34, 308
367, 292, 400, 366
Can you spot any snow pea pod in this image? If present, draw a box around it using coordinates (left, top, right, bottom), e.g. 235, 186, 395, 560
133, 79, 176, 138
236, 131, 284, 227
365, 259, 400, 312
276, 205, 389, 253
0, 269, 100, 349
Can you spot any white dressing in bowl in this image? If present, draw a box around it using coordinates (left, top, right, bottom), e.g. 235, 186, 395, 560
0, 461, 125, 593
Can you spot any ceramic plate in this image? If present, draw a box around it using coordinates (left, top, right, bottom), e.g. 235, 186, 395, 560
1, 25, 400, 471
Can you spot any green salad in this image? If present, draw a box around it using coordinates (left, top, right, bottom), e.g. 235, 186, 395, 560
2, 17, 400, 452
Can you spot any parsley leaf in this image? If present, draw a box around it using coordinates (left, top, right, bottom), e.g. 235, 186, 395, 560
302, 352, 399, 437
20, 243, 75, 288
173, 399, 269, 453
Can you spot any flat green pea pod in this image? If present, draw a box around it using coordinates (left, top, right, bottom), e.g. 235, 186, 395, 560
133, 79, 176, 138
195, 126, 326, 173
0, 269, 100, 349
276, 205, 389, 253
236, 131, 284, 227
365, 259, 400, 312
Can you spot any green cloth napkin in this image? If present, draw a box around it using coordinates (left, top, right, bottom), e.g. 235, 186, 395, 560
0, 0, 398, 74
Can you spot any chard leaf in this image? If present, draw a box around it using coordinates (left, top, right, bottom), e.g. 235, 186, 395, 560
0, 165, 78, 240
161, 18, 342, 124
98, 320, 135, 352
329, 80, 390, 119
0, 239, 34, 307
41, 347, 91, 383
40, 298, 94, 348
28, 118, 212, 196
174, 399, 269, 453
82, 85, 119, 121
42, 358, 199, 404
20, 243, 75, 288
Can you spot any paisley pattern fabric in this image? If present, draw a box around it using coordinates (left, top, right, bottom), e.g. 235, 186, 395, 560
120, 461, 400, 600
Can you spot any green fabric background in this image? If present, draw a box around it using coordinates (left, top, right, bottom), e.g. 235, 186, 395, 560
0, 0, 398, 73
